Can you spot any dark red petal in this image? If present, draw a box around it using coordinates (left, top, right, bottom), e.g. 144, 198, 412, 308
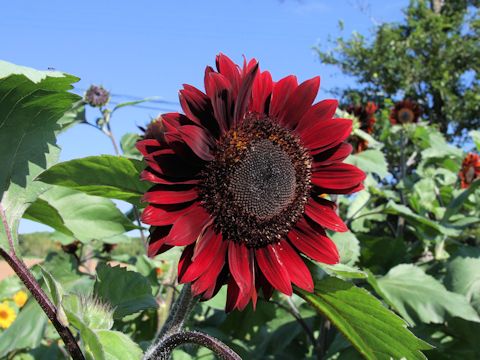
190, 239, 227, 297
178, 245, 195, 281
256, 245, 292, 295
177, 125, 215, 161
228, 242, 254, 310
205, 72, 232, 133
276, 240, 313, 292
164, 204, 211, 246
147, 226, 172, 257
233, 62, 259, 126
181, 227, 221, 282
136, 139, 161, 156
145, 150, 197, 179
141, 203, 193, 226
142, 187, 198, 205
251, 71, 273, 115
305, 197, 348, 232
312, 143, 353, 168
216, 53, 241, 97
269, 75, 298, 119
311, 163, 366, 193
226, 277, 241, 313
300, 118, 352, 153
296, 99, 338, 134
179, 84, 220, 138
279, 77, 320, 129
140, 169, 199, 185
288, 218, 339, 264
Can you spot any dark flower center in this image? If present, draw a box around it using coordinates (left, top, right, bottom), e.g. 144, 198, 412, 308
230, 139, 297, 220
398, 108, 415, 123
199, 114, 311, 248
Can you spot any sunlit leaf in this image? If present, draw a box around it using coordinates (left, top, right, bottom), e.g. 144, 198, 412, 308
296, 276, 431, 359
38, 155, 149, 206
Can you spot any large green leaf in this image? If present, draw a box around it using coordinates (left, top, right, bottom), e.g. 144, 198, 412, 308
24, 186, 136, 242
375, 264, 480, 325
94, 263, 158, 319
0, 60, 80, 250
38, 155, 149, 206
385, 200, 459, 236
442, 179, 480, 223
0, 300, 48, 357
445, 247, 480, 312
346, 149, 389, 178
329, 231, 360, 266
66, 308, 106, 360
96, 330, 143, 360
296, 276, 431, 360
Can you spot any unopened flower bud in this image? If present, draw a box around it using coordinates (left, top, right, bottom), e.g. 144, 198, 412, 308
85, 85, 110, 107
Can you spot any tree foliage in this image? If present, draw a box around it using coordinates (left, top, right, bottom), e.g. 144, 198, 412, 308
317, 0, 480, 137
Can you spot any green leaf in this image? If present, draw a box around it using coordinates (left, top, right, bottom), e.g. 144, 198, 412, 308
346, 149, 389, 178
445, 247, 480, 312
442, 179, 480, 223
330, 231, 360, 266
94, 263, 158, 319
96, 330, 143, 360
375, 264, 480, 325
0, 60, 80, 250
38, 155, 149, 206
0, 60, 68, 83
320, 263, 367, 279
0, 300, 48, 357
470, 130, 480, 151
111, 97, 156, 114
39, 265, 68, 326
296, 276, 431, 360
23, 197, 73, 236
65, 309, 106, 360
58, 101, 86, 131
120, 133, 142, 159
385, 200, 459, 236
25, 186, 136, 242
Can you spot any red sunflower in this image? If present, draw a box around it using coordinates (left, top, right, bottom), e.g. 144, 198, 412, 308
390, 99, 421, 125
137, 54, 365, 312
346, 102, 377, 153
459, 153, 480, 189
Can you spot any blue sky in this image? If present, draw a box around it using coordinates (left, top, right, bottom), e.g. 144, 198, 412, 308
1, 0, 407, 233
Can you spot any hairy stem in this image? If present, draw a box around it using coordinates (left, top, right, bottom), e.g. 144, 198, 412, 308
146, 331, 241, 360
157, 284, 197, 339
0, 206, 84, 360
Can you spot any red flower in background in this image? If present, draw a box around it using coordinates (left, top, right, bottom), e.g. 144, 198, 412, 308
346, 102, 377, 153
137, 54, 365, 311
390, 99, 421, 125
459, 153, 480, 189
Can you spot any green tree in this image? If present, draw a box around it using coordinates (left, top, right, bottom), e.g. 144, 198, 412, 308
317, 0, 479, 137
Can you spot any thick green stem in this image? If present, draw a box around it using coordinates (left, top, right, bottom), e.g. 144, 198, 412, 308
0, 205, 85, 360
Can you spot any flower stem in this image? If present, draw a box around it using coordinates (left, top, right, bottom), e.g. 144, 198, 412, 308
145, 284, 241, 360
0, 206, 84, 360
146, 331, 241, 360
157, 283, 197, 339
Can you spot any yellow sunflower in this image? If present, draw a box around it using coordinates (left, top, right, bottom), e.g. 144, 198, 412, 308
0, 302, 16, 329
13, 290, 28, 308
